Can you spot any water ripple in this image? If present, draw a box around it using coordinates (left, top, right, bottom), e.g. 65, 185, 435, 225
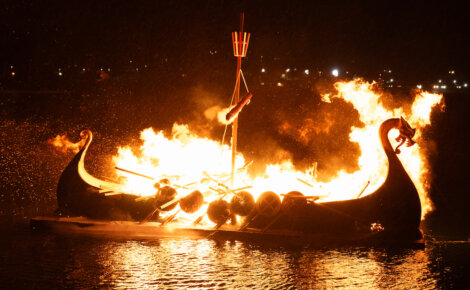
0, 229, 469, 288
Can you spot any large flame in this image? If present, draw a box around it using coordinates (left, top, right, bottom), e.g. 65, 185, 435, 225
112, 79, 443, 220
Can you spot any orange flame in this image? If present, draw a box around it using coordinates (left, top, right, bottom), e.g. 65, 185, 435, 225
113, 79, 443, 221
48, 134, 84, 153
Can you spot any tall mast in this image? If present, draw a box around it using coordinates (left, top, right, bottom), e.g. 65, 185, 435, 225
231, 13, 250, 186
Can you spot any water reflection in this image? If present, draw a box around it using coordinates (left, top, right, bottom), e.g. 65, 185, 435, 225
288, 248, 437, 288
1, 230, 468, 288
96, 238, 441, 288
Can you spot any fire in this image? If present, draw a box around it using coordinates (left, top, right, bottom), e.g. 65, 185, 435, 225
48, 134, 84, 153
112, 79, 443, 220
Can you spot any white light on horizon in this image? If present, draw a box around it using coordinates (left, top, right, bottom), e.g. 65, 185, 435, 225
331, 69, 339, 77
417, 84, 422, 89
261, 68, 266, 73
304, 69, 309, 75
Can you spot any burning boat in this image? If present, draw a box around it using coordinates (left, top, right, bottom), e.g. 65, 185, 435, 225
31, 116, 424, 246
31, 14, 442, 247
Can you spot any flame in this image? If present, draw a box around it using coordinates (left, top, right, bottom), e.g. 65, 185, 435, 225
204, 105, 234, 125
113, 79, 443, 221
48, 134, 84, 153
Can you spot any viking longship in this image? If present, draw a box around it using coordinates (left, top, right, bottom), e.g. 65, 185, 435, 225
30, 116, 424, 246
31, 14, 423, 246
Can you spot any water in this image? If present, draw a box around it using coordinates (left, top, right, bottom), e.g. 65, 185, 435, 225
0, 227, 468, 288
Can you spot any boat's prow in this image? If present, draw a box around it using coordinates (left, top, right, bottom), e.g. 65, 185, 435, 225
56, 129, 158, 221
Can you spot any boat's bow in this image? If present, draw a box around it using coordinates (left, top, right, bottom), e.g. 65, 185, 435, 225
56, 130, 156, 220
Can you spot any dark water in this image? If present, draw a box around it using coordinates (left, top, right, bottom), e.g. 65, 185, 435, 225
0, 227, 468, 288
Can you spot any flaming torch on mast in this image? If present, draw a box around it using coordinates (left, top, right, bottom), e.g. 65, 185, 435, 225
229, 13, 251, 187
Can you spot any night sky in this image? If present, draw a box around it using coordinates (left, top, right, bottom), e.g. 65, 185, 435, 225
2, 1, 470, 83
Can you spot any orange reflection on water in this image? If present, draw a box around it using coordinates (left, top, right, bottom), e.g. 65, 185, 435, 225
292, 248, 436, 288
102, 238, 439, 288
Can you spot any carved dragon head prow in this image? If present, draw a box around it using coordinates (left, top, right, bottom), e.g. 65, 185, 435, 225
394, 117, 416, 154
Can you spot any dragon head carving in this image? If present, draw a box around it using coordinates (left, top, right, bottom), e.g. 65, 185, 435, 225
395, 117, 416, 154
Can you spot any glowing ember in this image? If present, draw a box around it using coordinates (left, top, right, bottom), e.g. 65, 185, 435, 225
106, 79, 443, 221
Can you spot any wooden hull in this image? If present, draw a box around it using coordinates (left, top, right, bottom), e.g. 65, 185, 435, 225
30, 216, 424, 248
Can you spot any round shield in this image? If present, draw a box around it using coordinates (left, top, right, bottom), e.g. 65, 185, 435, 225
255, 191, 281, 218
207, 199, 231, 225
281, 191, 307, 218
179, 190, 204, 214
155, 186, 177, 211
230, 191, 255, 216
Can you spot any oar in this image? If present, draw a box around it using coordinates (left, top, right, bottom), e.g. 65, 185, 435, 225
160, 209, 181, 226
262, 213, 282, 232
140, 195, 184, 224
104, 191, 125, 196
239, 211, 258, 231
296, 178, 314, 188
140, 207, 161, 223
115, 166, 155, 180
356, 180, 371, 198
193, 214, 205, 225
203, 171, 236, 194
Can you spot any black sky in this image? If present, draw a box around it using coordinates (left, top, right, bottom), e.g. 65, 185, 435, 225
1, 1, 469, 82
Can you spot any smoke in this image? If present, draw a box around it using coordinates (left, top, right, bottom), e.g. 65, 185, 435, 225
175, 80, 368, 182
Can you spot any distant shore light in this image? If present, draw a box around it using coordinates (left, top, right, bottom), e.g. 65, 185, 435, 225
304, 69, 309, 75
331, 69, 339, 77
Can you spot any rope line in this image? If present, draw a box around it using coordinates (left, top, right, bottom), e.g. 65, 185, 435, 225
240, 69, 249, 93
